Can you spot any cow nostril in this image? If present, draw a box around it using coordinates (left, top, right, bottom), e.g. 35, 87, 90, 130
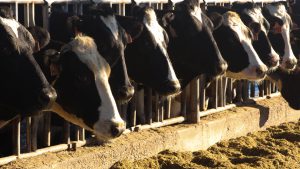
285, 59, 297, 69
110, 123, 125, 137
256, 67, 266, 76
118, 86, 134, 102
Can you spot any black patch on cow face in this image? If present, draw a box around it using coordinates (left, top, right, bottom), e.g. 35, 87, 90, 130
0, 18, 56, 118
253, 32, 274, 67
54, 51, 100, 128
268, 32, 285, 57
213, 24, 249, 72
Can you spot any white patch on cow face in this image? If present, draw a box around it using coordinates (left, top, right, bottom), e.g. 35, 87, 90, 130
143, 8, 179, 82
190, 3, 202, 23
265, 4, 297, 70
0, 17, 20, 38
223, 12, 267, 80
100, 15, 119, 41
61, 35, 125, 140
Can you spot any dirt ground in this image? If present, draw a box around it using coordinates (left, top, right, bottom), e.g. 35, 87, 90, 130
112, 120, 300, 169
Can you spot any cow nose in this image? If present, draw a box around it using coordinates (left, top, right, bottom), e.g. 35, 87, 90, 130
38, 86, 57, 108
218, 61, 228, 75
159, 80, 181, 96
117, 85, 134, 102
269, 56, 280, 67
285, 58, 297, 69
110, 122, 125, 137
255, 66, 267, 77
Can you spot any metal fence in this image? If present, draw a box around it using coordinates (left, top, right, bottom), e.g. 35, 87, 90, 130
0, 0, 283, 166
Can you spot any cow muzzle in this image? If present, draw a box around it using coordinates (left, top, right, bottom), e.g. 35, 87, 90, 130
38, 86, 57, 109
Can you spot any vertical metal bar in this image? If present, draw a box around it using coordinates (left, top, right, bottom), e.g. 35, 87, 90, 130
264, 80, 268, 95
242, 80, 249, 101
227, 78, 233, 104
63, 121, 70, 144
30, 3, 35, 26
15, 2, 19, 21
199, 77, 206, 111
250, 82, 255, 97
222, 77, 227, 106
12, 117, 21, 156
42, 4, 50, 29
160, 97, 164, 122
165, 98, 171, 119
79, 128, 85, 141
26, 117, 32, 152
188, 78, 200, 123
78, 3, 83, 15
73, 3, 78, 15
259, 83, 264, 97
217, 77, 223, 107
145, 87, 153, 124
210, 80, 218, 108
43, 112, 51, 147
31, 115, 39, 151
130, 93, 137, 127
180, 88, 187, 117
75, 126, 80, 141
235, 81, 243, 102
136, 88, 145, 124
154, 93, 159, 122
24, 3, 30, 27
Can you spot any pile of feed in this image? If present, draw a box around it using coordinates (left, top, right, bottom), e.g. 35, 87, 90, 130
112, 120, 300, 169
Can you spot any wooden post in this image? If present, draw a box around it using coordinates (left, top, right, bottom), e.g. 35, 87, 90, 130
259, 83, 264, 97
188, 78, 200, 123
210, 80, 218, 108
12, 117, 21, 156
145, 87, 152, 124
43, 112, 51, 147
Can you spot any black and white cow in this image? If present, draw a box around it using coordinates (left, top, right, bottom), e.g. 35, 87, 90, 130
49, 7, 134, 103
232, 2, 280, 71
156, 0, 228, 88
263, 2, 298, 70
37, 35, 125, 140
0, 7, 56, 128
268, 67, 300, 110
207, 8, 268, 81
116, 6, 181, 95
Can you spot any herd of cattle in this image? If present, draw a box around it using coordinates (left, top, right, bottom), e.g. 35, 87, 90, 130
0, 0, 300, 144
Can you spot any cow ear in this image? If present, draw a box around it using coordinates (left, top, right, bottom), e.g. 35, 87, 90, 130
207, 12, 223, 30
161, 12, 175, 27
116, 15, 144, 42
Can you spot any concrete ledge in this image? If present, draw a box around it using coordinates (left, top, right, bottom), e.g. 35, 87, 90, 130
4, 96, 300, 169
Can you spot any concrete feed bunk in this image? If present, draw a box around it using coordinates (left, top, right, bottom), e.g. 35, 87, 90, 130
2, 96, 300, 169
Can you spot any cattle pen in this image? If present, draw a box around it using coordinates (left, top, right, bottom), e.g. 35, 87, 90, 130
0, 0, 296, 167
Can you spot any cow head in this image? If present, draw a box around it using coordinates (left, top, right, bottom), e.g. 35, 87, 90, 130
211, 11, 268, 81
49, 36, 125, 140
232, 2, 280, 72
116, 6, 180, 96
268, 67, 300, 110
50, 6, 134, 104
159, 0, 227, 88
0, 13, 56, 123
263, 3, 297, 70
